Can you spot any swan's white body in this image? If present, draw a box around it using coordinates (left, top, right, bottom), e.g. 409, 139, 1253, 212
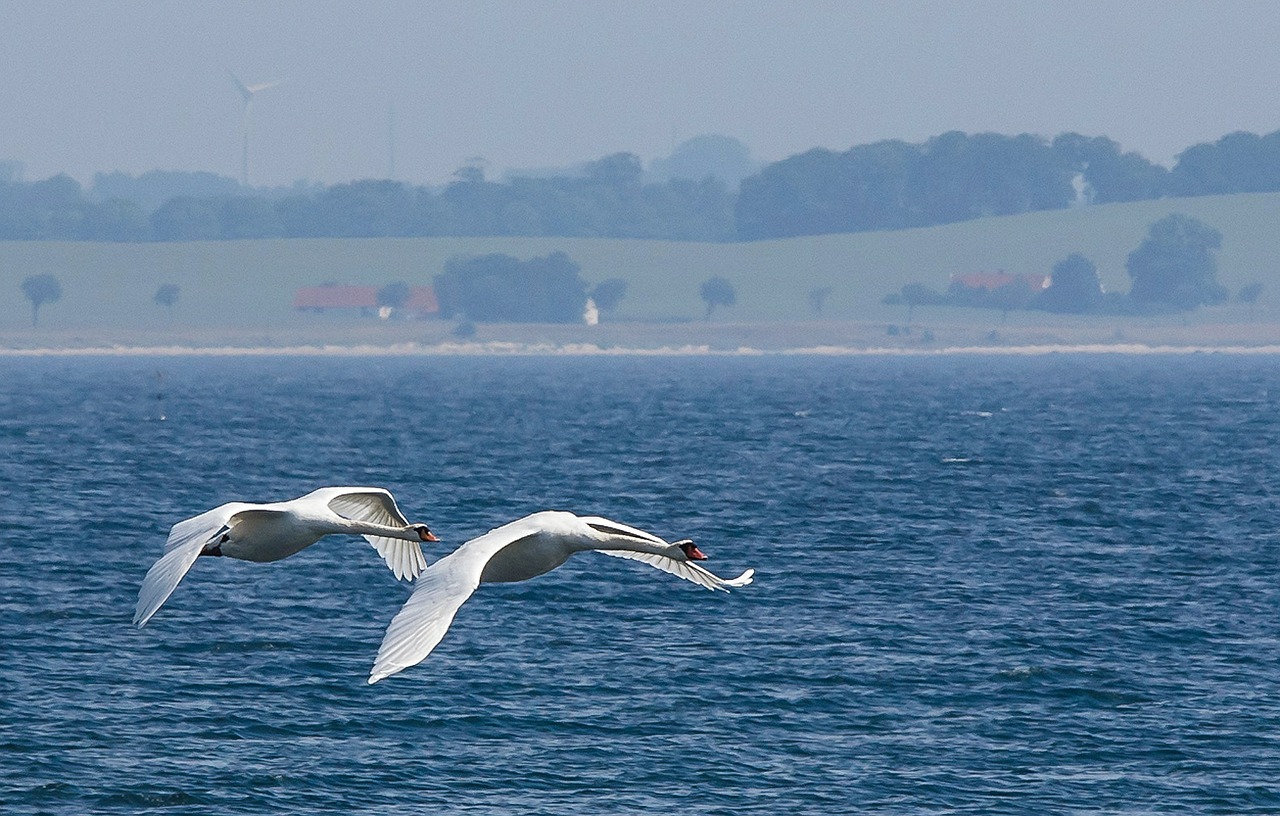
369, 510, 754, 683
134, 487, 434, 627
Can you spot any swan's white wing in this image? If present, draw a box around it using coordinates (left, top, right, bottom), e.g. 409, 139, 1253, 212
134, 503, 247, 626
369, 518, 548, 683
367, 554, 480, 684
317, 487, 428, 581
594, 549, 755, 591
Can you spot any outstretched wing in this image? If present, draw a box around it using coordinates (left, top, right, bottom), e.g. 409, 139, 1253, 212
134, 502, 247, 627
318, 487, 428, 581
594, 548, 755, 591
367, 555, 480, 684
369, 517, 547, 684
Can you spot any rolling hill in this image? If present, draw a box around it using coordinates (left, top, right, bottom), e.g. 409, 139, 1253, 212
1, 192, 1278, 333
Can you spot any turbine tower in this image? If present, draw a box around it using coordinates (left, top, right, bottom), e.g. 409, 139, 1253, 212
229, 71, 283, 188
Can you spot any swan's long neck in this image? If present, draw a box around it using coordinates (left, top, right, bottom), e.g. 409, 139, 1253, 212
580, 517, 683, 558
587, 535, 680, 559
331, 518, 420, 540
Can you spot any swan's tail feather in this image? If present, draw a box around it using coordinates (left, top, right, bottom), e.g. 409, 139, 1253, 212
133, 540, 206, 626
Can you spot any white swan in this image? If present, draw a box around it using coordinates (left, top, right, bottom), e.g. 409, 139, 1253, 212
134, 486, 438, 627
368, 510, 754, 683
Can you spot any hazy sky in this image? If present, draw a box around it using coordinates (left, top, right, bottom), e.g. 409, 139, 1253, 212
4, 1, 1279, 188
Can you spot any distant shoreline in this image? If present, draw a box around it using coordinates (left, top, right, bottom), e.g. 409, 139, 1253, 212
2, 318, 1278, 358
5, 341, 1280, 357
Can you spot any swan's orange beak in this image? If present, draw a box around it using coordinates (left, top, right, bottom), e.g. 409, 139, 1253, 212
679, 541, 708, 561
419, 529, 440, 542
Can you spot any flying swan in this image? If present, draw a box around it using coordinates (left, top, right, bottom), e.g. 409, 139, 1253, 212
134, 486, 438, 627
368, 510, 754, 683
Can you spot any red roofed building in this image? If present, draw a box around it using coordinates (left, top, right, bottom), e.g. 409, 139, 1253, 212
948, 271, 1049, 293
294, 285, 379, 311
293, 285, 439, 318
403, 287, 439, 315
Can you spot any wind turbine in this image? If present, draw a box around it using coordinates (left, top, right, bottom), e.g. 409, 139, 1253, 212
229, 71, 284, 188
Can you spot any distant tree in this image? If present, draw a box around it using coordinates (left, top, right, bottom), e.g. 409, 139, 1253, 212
453, 162, 486, 184
153, 283, 180, 320
648, 135, 757, 188
150, 196, 221, 241
808, 286, 833, 317
219, 196, 285, 239
1237, 281, 1264, 305
699, 276, 736, 319
21, 273, 62, 327
993, 282, 1034, 321
91, 169, 240, 214
377, 281, 411, 310
1126, 214, 1227, 310
913, 131, 1075, 224
0, 174, 85, 239
736, 142, 917, 238
435, 251, 588, 323
1170, 130, 1280, 197
736, 131, 1076, 240
1036, 253, 1103, 313
590, 278, 628, 317
309, 180, 414, 237
440, 170, 507, 237
80, 198, 150, 241
989, 281, 1035, 323
897, 282, 944, 323
1052, 133, 1169, 203
584, 153, 644, 189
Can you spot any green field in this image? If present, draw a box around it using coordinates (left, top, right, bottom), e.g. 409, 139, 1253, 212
2, 192, 1279, 332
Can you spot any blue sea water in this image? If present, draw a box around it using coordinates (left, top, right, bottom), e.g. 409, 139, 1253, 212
2, 353, 1280, 814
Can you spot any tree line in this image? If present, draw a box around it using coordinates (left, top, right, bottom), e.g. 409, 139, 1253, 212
7, 129, 1280, 244
0, 154, 734, 243
4, 129, 1280, 243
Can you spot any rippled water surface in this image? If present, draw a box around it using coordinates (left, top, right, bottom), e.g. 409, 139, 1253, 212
3, 354, 1280, 814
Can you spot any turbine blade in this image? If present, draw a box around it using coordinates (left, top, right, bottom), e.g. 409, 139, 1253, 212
246, 79, 285, 94
228, 70, 252, 103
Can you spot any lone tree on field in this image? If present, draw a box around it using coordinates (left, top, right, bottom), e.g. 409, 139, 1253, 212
900, 282, 942, 324
153, 283, 180, 320
1126, 213, 1227, 310
699, 276, 736, 319
808, 286, 833, 317
21, 274, 62, 327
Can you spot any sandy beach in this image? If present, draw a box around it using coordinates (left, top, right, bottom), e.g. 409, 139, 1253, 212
2, 315, 1279, 356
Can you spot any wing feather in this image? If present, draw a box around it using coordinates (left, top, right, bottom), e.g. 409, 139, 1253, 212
369, 520, 547, 683
595, 549, 755, 591
134, 503, 246, 626
322, 487, 428, 581
367, 557, 479, 684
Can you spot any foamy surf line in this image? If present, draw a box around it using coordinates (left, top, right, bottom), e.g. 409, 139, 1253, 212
4, 342, 1280, 357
